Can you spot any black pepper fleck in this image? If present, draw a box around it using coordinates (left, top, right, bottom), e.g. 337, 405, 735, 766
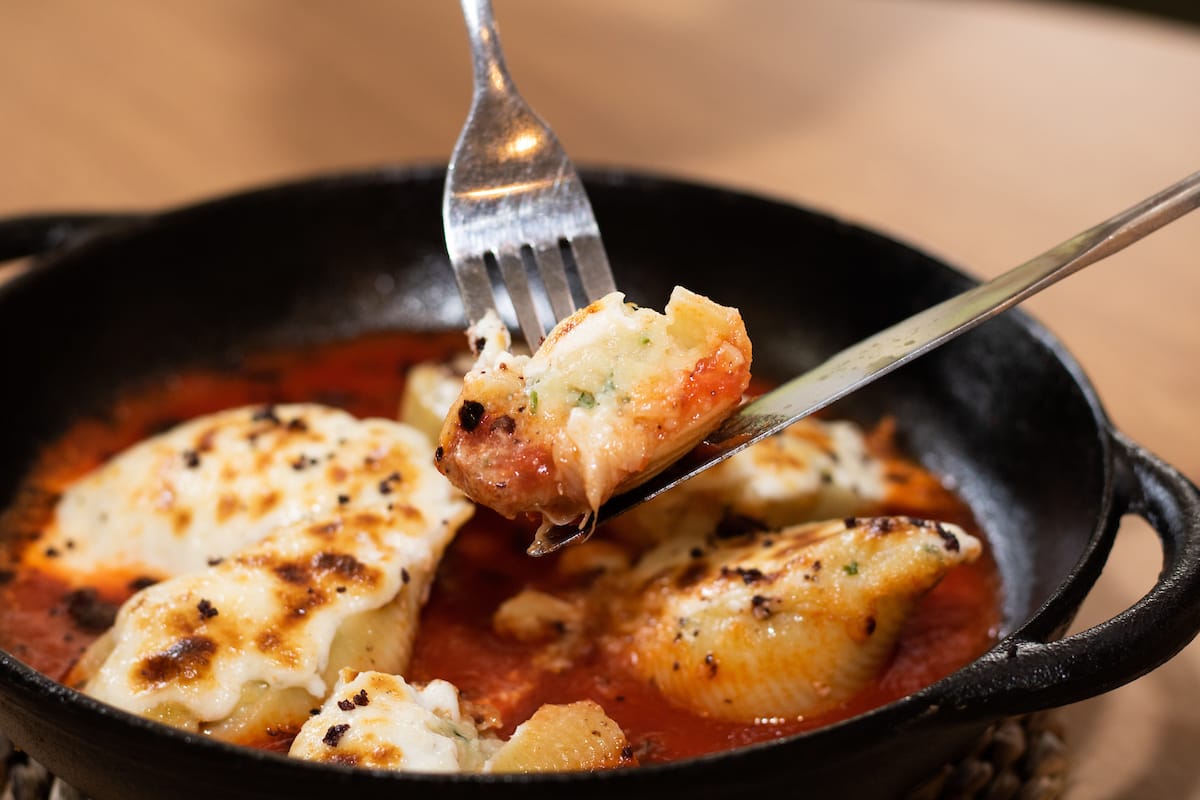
197, 599, 219, 620
182, 449, 201, 469
291, 454, 319, 471
751, 594, 774, 620
322, 723, 350, 747
458, 400, 486, 432
252, 405, 282, 425
720, 566, 766, 585
379, 472, 402, 495
935, 523, 961, 552
870, 518, 897, 535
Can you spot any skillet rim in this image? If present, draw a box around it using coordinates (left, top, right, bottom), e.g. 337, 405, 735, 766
0, 164, 1121, 786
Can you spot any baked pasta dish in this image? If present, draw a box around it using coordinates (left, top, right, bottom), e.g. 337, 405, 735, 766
0, 292, 999, 773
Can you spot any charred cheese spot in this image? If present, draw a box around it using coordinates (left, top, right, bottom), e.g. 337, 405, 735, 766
135, 635, 217, 689
256, 491, 280, 515
216, 493, 241, 522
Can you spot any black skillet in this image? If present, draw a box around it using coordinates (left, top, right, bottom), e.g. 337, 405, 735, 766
1, 166, 1198, 799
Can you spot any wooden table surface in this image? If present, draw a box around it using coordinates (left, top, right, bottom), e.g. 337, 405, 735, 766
2, 1, 1198, 796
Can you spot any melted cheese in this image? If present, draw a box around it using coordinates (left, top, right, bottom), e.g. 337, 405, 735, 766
437, 287, 752, 549
289, 669, 498, 772
30, 404, 450, 582
610, 417, 885, 547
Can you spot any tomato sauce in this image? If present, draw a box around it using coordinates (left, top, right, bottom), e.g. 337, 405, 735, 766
0, 331, 1001, 764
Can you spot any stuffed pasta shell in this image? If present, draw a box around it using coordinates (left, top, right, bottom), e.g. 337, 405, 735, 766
622, 516, 981, 721
29, 404, 451, 582
61, 406, 472, 746
436, 287, 752, 551
291, 669, 631, 774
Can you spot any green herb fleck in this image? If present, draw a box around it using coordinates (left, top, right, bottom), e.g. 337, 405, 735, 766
529, 391, 538, 415
843, 561, 859, 576
640, 335, 651, 345
577, 391, 596, 409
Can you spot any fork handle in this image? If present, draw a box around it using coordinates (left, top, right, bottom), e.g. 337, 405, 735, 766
459, 0, 516, 96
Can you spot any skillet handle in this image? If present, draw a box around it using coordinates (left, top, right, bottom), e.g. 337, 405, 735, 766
939, 429, 1200, 720
0, 213, 140, 263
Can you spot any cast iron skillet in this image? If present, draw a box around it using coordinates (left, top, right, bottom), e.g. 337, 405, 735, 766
1, 166, 1198, 799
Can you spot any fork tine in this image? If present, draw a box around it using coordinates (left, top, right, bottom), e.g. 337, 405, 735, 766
569, 235, 617, 300
495, 249, 546, 346
446, 0, 619, 346
451, 253, 497, 326
532, 242, 577, 321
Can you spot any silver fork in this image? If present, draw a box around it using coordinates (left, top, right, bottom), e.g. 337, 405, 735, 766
443, 0, 616, 347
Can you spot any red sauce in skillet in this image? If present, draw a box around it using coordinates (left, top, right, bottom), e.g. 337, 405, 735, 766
0, 332, 1001, 764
